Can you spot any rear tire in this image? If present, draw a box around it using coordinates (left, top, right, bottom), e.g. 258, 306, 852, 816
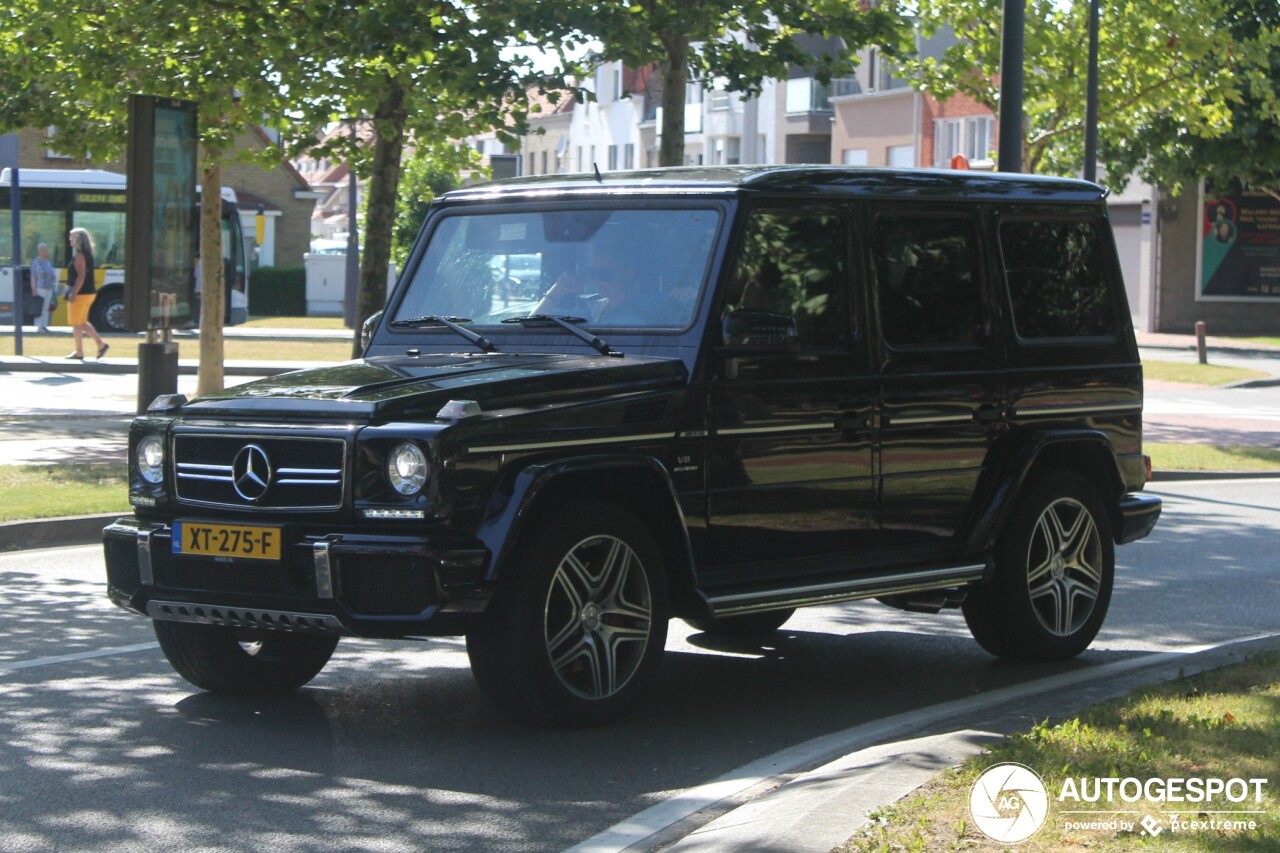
154, 621, 338, 694
466, 501, 668, 727
685, 608, 795, 637
89, 288, 127, 332
963, 469, 1114, 661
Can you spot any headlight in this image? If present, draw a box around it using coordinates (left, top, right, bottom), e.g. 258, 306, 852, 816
137, 435, 165, 484
387, 442, 428, 496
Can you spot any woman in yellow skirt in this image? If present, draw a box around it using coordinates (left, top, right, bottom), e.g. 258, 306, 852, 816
65, 227, 109, 360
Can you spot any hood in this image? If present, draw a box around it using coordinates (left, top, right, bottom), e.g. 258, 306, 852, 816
182, 353, 687, 419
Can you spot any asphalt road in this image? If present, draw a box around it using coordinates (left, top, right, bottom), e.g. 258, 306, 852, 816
1, 479, 1276, 852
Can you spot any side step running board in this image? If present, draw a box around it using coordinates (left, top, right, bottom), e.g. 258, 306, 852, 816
705, 564, 987, 617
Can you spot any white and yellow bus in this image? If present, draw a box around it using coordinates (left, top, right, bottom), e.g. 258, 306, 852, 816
0, 168, 249, 331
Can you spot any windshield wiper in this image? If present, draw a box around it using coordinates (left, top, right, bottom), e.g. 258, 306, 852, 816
389, 315, 497, 353
501, 315, 623, 358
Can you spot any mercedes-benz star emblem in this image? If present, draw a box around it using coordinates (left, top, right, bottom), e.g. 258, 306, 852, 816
231, 444, 273, 502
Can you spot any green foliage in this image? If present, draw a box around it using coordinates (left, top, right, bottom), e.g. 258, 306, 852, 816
391, 152, 466, 268
248, 266, 307, 317
902, 0, 1278, 191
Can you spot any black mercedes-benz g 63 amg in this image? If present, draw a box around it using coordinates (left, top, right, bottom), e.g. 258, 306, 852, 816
104, 166, 1161, 726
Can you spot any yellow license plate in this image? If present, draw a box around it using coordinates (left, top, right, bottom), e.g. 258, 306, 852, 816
173, 522, 283, 561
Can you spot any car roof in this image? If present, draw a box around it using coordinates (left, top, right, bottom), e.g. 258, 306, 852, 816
442, 165, 1108, 205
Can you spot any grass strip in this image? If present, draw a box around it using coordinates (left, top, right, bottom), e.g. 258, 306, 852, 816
840, 651, 1280, 852
241, 315, 347, 330
1148, 444, 1280, 473
0, 462, 129, 522
1143, 360, 1270, 387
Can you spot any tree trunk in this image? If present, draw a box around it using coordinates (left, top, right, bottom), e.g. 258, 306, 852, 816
351, 83, 408, 358
658, 33, 690, 167
197, 159, 225, 396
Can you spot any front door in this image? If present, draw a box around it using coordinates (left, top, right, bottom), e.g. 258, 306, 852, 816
703, 204, 876, 587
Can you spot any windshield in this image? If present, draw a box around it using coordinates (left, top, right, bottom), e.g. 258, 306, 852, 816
393, 207, 721, 330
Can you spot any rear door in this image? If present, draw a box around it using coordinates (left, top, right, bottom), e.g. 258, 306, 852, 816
867, 204, 1007, 558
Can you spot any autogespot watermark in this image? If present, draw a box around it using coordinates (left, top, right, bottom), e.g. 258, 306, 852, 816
969, 764, 1270, 843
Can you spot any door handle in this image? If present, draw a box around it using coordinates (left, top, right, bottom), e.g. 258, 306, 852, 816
837, 412, 871, 432
973, 405, 1004, 423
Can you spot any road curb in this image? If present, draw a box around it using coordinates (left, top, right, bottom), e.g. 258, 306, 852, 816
584, 633, 1280, 853
0, 513, 122, 553
1152, 470, 1280, 481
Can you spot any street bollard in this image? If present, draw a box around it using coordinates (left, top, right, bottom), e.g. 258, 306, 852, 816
1195, 320, 1208, 365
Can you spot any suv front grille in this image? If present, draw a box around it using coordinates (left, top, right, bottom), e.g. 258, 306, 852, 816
174, 434, 346, 511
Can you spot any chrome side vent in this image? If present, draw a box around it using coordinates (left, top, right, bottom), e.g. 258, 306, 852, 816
623, 399, 668, 425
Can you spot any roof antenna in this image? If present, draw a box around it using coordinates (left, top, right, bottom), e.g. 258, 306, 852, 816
593, 162, 603, 183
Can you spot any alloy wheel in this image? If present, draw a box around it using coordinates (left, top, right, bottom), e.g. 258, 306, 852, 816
544, 534, 653, 700
1026, 497, 1104, 637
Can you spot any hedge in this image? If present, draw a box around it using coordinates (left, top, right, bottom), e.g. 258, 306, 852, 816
249, 265, 306, 316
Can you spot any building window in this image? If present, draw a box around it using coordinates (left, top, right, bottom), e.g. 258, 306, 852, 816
842, 149, 869, 166
725, 137, 741, 165
577, 146, 584, 173
785, 78, 832, 113
709, 90, 731, 111
624, 143, 635, 169
935, 117, 994, 166
45, 127, 74, 160
607, 144, 619, 171
541, 150, 549, 175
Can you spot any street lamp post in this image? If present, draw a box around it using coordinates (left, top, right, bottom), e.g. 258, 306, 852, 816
997, 0, 1026, 172
1083, 0, 1101, 182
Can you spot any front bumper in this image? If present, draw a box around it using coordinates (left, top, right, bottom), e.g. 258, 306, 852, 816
103, 517, 491, 638
1117, 493, 1162, 544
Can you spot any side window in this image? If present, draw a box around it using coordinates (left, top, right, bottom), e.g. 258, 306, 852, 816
722, 208, 846, 346
1000, 219, 1117, 339
872, 213, 985, 348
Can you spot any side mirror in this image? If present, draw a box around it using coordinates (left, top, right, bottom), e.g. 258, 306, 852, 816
359, 310, 384, 356
720, 309, 799, 349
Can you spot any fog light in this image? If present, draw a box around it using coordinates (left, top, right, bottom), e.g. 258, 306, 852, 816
388, 442, 428, 496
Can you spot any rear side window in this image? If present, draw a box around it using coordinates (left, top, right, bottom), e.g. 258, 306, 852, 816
1000, 219, 1117, 339
722, 208, 846, 347
872, 214, 985, 348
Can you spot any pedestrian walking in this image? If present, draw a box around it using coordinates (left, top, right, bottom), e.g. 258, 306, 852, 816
64, 227, 109, 360
30, 242, 57, 332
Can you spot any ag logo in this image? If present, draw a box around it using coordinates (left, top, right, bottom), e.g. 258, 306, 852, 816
970, 762, 1049, 843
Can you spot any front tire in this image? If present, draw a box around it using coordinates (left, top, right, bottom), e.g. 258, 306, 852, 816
963, 470, 1114, 661
154, 621, 338, 694
466, 501, 669, 727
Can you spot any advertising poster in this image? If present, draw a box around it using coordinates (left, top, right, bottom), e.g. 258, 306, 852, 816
149, 103, 198, 327
1199, 183, 1280, 300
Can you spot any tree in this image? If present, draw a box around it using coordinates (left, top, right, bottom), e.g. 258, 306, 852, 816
901, 0, 1277, 188
563, 0, 906, 166
276, 0, 567, 356
0, 0, 295, 396
1110, 0, 1279, 199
